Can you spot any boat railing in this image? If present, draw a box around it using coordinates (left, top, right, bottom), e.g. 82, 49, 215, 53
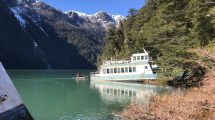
103, 60, 131, 65
90, 72, 99, 77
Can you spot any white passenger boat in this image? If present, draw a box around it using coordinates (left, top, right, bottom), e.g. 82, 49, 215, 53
0, 62, 33, 120
90, 48, 158, 82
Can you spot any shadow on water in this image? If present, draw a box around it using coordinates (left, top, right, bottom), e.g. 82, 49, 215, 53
7, 70, 174, 120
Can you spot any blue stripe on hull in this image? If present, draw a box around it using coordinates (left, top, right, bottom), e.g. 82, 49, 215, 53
91, 74, 157, 81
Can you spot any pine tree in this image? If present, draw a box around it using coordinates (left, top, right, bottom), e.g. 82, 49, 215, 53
128, 8, 138, 17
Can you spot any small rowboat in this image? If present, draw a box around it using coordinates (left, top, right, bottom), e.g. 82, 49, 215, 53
75, 73, 88, 81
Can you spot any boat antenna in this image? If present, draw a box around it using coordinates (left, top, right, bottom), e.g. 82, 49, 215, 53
143, 47, 147, 53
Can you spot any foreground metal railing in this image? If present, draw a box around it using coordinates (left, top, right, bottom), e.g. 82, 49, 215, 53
90, 72, 99, 77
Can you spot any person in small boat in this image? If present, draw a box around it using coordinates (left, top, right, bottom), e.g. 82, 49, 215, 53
0, 94, 8, 103
76, 73, 83, 77
75, 73, 79, 77
75, 73, 87, 78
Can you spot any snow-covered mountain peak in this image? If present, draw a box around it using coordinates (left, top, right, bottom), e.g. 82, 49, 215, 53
66, 10, 125, 20
65, 10, 125, 29
93, 11, 107, 16
65, 10, 90, 17
112, 15, 125, 21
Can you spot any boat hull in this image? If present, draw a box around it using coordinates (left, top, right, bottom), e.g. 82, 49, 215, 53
91, 74, 157, 82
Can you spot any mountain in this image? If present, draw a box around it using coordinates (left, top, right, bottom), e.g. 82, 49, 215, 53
0, 0, 125, 69
65, 11, 125, 31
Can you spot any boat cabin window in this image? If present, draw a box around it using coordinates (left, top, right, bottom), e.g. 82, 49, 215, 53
129, 67, 132, 72
103, 69, 107, 74
125, 67, 128, 73
117, 68, 121, 73
145, 66, 148, 69
133, 67, 136, 72
110, 68, 113, 73
141, 56, 144, 60
121, 68, 124, 73
104, 67, 137, 74
133, 56, 136, 61
122, 90, 125, 94
114, 68, 117, 73
137, 56, 140, 60
145, 55, 148, 60
133, 91, 136, 96
107, 68, 110, 74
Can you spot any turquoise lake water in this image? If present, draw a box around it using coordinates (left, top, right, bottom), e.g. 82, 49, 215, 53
7, 70, 173, 120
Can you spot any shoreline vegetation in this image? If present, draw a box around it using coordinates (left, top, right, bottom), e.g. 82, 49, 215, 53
119, 48, 215, 120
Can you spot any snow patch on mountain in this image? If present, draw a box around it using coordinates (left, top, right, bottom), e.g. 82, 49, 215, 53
65, 10, 89, 18
17, 0, 36, 4
27, 13, 49, 36
10, 7, 27, 28
33, 41, 38, 48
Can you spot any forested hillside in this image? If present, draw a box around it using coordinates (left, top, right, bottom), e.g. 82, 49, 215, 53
101, 0, 215, 81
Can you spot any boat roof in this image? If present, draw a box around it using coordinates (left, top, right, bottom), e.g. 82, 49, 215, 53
132, 48, 149, 56
132, 53, 148, 56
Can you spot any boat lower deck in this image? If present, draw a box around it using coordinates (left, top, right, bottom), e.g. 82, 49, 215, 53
91, 74, 157, 82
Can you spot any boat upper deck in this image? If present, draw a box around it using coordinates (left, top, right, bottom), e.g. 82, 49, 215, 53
102, 49, 150, 66
102, 51, 151, 67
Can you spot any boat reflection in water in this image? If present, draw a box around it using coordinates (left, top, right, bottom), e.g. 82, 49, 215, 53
91, 81, 174, 104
